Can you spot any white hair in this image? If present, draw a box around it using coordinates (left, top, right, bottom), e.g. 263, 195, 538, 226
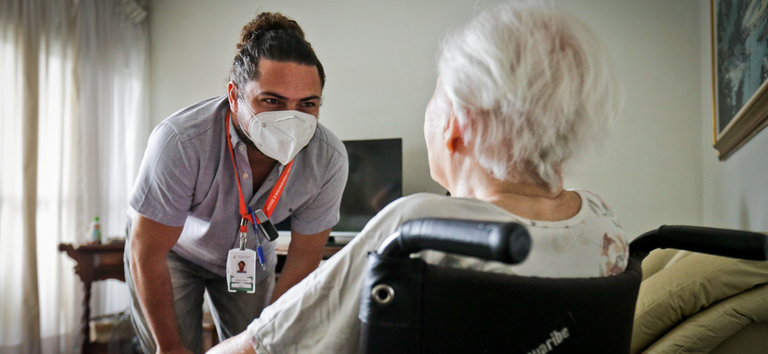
437, 0, 621, 189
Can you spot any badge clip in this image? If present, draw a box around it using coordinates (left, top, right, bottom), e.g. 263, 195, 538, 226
254, 209, 280, 241
238, 218, 248, 250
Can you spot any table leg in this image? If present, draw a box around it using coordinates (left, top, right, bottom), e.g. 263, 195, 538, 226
82, 280, 92, 353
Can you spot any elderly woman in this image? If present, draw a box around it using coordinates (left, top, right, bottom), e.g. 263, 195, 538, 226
210, 1, 625, 353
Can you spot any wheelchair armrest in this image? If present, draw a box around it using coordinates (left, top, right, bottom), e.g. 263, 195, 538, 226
629, 225, 768, 261
377, 218, 531, 265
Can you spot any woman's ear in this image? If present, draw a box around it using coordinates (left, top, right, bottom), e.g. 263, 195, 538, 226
227, 81, 239, 112
444, 107, 465, 155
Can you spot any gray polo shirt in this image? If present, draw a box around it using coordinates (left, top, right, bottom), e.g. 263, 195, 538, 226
129, 95, 348, 281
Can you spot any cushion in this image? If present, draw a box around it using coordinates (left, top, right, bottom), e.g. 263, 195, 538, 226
642, 283, 768, 353
630, 249, 768, 354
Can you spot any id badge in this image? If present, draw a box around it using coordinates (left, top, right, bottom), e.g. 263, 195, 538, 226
226, 249, 257, 293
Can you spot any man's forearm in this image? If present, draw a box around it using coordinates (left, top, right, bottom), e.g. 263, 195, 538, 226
131, 252, 186, 352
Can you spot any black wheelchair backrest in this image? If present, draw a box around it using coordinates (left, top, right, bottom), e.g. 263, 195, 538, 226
358, 218, 768, 354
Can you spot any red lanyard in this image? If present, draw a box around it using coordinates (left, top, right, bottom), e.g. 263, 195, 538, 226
225, 110, 293, 227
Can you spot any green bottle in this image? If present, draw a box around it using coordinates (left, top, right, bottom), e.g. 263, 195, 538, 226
92, 216, 102, 244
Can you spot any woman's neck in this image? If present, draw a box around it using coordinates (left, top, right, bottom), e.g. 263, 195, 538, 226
449, 163, 580, 222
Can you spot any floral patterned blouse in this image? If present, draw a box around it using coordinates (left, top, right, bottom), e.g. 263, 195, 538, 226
420, 190, 628, 278
247, 190, 628, 354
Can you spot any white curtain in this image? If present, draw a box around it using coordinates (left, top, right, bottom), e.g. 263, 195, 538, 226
0, 0, 149, 353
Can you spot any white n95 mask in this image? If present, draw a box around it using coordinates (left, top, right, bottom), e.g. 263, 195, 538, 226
239, 105, 317, 165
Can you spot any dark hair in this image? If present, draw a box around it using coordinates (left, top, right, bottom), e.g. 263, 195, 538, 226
229, 12, 325, 92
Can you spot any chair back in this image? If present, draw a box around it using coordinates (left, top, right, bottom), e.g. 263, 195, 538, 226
359, 219, 642, 353
359, 219, 768, 354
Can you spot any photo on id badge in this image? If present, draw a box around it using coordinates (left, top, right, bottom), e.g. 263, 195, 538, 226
227, 249, 257, 293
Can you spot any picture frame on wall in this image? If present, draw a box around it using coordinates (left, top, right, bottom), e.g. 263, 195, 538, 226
712, 0, 768, 160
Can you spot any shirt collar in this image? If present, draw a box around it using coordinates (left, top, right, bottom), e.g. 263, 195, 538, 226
227, 108, 244, 147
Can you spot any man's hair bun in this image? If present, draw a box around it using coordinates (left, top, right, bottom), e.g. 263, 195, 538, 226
237, 12, 305, 50
230, 11, 325, 89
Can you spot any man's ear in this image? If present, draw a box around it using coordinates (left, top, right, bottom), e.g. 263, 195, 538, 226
227, 81, 239, 113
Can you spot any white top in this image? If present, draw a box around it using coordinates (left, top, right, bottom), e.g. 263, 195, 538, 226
247, 190, 628, 353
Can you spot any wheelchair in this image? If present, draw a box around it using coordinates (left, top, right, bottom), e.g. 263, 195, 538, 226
358, 218, 768, 353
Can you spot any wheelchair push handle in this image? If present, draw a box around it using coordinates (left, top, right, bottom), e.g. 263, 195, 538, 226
630, 225, 768, 261
377, 218, 531, 265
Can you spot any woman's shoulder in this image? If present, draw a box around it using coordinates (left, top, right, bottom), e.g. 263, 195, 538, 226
566, 189, 627, 276
382, 193, 505, 220
360, 193, 512, 238
560, 189, 624, 234
572, 189, 618, 221
385, 192, 451, 209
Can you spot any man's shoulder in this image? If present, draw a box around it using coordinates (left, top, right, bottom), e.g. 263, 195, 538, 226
298, 123, 347, 172
308, 123, 347, 159
160, 95, 228, 142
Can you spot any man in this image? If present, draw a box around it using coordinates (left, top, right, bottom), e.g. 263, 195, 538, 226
125, 12, 348, 354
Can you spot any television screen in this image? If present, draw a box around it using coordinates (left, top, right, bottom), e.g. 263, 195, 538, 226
275, 138, 403, 238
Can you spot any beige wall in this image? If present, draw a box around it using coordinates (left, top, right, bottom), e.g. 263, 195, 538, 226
559, 0, 703, 238
148, 0, 705, 238
700, 2, 768, 232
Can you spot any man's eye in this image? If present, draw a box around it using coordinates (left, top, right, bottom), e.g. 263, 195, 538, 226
264, 98, 279, 104
301, 102, 317, 108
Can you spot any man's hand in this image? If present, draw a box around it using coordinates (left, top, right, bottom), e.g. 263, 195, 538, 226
269, 227, 331, 303
130, 214, 188, 353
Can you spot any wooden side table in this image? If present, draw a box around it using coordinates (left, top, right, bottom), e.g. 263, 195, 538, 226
58, 241, 345, 353
58, 242, 126, 354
